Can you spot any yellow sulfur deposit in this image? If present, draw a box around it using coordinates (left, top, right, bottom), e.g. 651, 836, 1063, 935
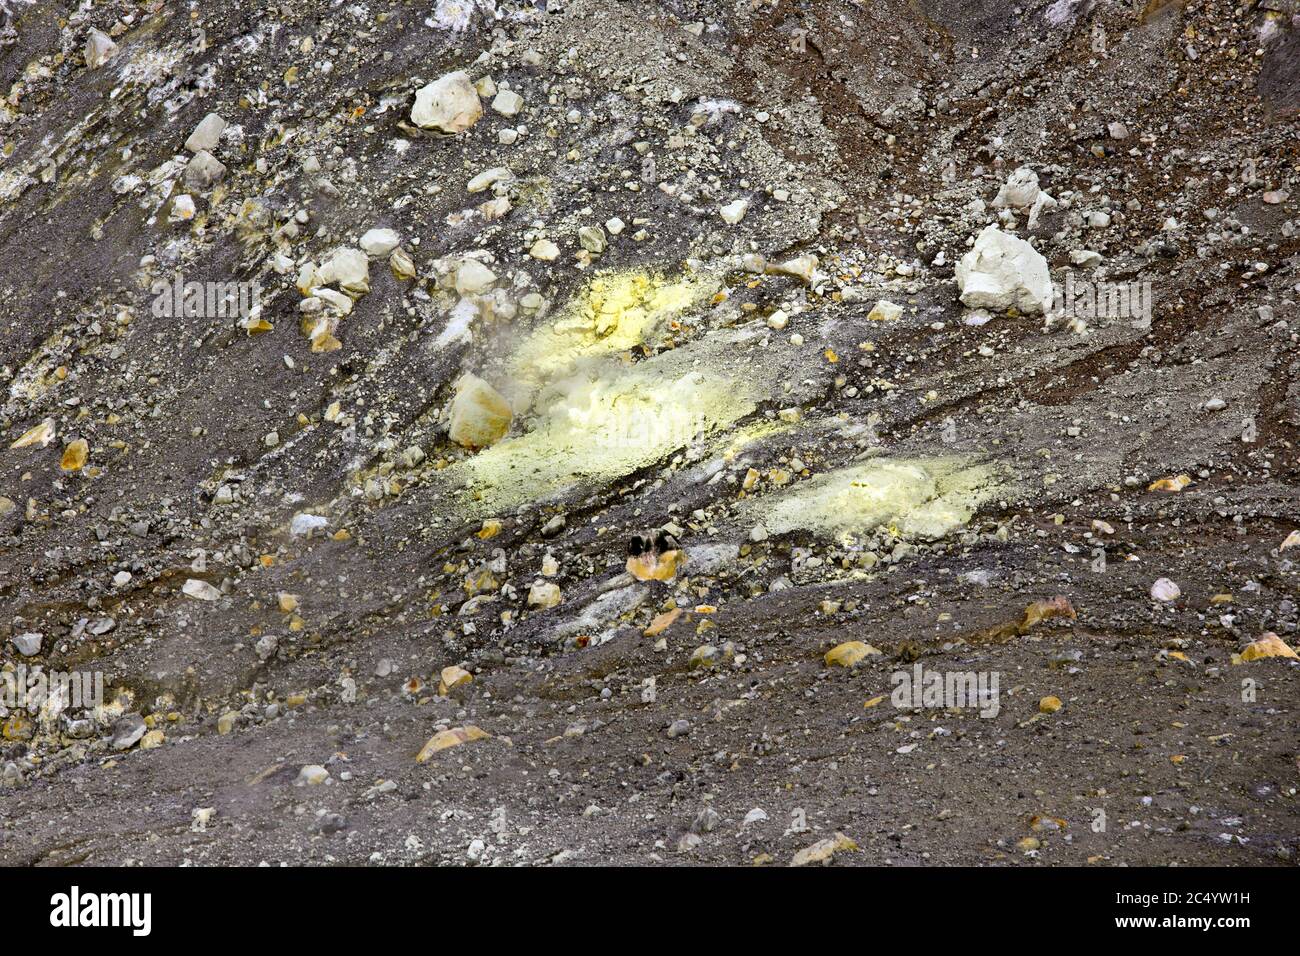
449, 363, 756, 514
509, 269, 716, 397
760, 457, 1002, 544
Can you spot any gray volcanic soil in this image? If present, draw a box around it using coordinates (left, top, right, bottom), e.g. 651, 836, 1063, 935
1, 0, 1299, 866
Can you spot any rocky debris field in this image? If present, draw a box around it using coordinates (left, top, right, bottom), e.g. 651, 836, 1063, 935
1, 0, 1299, 866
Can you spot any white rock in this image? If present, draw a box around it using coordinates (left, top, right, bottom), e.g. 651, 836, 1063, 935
317, 247, 370, 294
11, 632, 42, 656
955, 225, 1053, 315
359, 228, 401, 257
720, 198, 749, 224
411, 71, 483, 133
182, 578, 222, 601
314, 288, 354, 315
1150, 578, 1181, 602
85, 29, 117, 69
454, 259, 497, 295
491, 89, 524, 117
993, 167, 1058, 228
183, 151, 226, 190
992, 167, 1042, 211
185, 113, 227, 153
296, 765, 330, 786
290, 513, 329, 536
529, 239, 560, 261
467, 166, 512, 193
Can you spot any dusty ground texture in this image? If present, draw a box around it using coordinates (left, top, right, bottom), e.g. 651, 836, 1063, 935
1, 0, 1299, 866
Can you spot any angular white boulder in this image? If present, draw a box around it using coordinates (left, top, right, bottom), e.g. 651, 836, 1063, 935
85, 29, 117, 69
183, 150, 226, 190
185, 113, 227, 154
411, 71, 483, 133
955, 225, 1053, 315
992, 166, 1058, 229
359, 228, 401, 257
317, 247, 370, 294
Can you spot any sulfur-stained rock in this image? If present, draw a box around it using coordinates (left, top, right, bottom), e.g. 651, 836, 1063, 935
791, 832, 858, 866
438, 665, 473, 695
60, 438, 88, 472
448, 374, 512, 448
825, 641, 881, 667
10, 419, 55, 449
416, 725, 489, 762
1240, 633, 1299, 662
527, 580, 562, 609
627, 549, 684, 582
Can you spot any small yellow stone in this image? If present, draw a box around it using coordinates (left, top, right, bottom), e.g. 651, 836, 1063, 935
278, 592, 299, 613
438, 665, 472, 696
1148, 474, 1192, 492
1039, 695, 1063, 714
627, 548, 684, 582
689, 644, 718, 668
790, 832, 858, 867
825, 641, 880, 668
643, 608, 681, 637
60, 438, 89, 471
416, 725, 489, 763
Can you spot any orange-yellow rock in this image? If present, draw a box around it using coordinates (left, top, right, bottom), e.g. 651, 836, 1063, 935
643, 608, 681, 637
825, 641, 881, 667
60, 439, 88, 471
415, 725, 489, 763
1240, 633, 1299, 662
627, 549, 684, 582
438, 665, 472, 695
